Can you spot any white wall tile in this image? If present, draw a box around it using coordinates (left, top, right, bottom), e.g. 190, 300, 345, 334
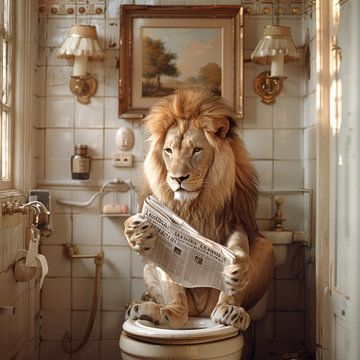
75, 98, 104, 128
304, 126, 316, 160
43, 214, 72, 245
274, 129, 303, 160
45, 97, 75, 128
252, 160, 273, 189
45, 129, 73, 158
243, 97, 273, 129
72, 245, 100, 278
40, 341, 70, 360
103, 246, 130, 278
273, 161, 303, 190
102, 217, 127, 246
41, 245, 71, 277
131, 278, 146, 300
102, 279, 130, 310
99, 340, 122, 360
73, 214, 101, 246
67, 340, 99, 360
46, 19, 74, 48
243, 129, 273, 159
104, 98, 130, 128
72, 311, 101, 340
40, 310, 71, 340
72, 278, 100, 311
273, 97, 303, 129
131, 252, 145, 278
45, 159, 72, 181
46, 66, 73, 97
101, 311, 124, 339
75, 129, 104, 159
41, 278, 71, 310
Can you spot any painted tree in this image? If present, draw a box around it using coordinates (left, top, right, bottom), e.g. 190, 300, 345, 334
142, 36, 179, 90
198, 62, 221, 95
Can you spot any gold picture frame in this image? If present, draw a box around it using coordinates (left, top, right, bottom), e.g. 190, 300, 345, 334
119, 5, 243, 119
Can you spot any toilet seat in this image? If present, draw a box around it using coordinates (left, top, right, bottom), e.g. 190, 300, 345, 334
122, 317, 240, 345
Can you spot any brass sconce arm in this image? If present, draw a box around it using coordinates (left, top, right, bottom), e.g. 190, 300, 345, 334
253, 71, 287, 105
69, 73, 98, 105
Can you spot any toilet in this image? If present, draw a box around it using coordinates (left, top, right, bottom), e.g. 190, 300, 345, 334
120, 230, 293, 359
120, 317, 244, 359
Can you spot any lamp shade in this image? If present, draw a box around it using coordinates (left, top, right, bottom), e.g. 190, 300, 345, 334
251, 25, 300, 65
57, 25, 105, 61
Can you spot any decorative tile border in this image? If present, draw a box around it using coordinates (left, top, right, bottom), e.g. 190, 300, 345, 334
37, 1, 309, 17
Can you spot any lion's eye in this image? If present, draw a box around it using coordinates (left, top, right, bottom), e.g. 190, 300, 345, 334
193, 147, 202, 154
164, 148, 172, 154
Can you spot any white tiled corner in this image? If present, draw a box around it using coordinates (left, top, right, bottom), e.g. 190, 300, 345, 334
274, 129, 303, 160
273, 161, 303, 190
273, 97, 303, 129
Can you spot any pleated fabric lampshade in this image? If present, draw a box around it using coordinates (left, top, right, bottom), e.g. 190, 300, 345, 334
251, 25, 300, 77
57, 25, 105, 77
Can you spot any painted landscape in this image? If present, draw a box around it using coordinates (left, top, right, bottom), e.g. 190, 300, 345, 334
141, 27, 222, 97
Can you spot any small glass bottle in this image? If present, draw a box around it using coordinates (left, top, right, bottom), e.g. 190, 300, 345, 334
71, 144, 91, 180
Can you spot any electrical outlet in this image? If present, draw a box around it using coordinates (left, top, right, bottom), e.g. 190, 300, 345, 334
113, 152, 133, 167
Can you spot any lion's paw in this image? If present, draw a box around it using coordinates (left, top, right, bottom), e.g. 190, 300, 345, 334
125, 301, 162, 324
222, 251, 250, 296
211, 303, 250, 331
124, 214, 156, 256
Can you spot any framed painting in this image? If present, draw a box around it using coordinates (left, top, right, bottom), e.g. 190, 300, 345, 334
119, 5, 243, 119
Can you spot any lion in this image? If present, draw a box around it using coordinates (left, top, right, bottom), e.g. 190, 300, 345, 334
124, 88, 275, 331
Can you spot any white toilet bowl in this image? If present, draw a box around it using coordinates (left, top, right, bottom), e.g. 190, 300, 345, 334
120, 317, 244, 360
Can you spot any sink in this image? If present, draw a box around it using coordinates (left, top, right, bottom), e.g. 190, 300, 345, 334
261, 230, 293, 266
261, 230, 292, 245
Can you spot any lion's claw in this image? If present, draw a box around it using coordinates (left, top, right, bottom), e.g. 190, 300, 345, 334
211, 303, 250, 331
125, 214, 156, 256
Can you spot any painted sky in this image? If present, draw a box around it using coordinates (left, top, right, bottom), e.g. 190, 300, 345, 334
142, 27, 222, 81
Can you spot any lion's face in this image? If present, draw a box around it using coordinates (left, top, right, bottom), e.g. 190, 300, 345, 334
162, 124, 214, 202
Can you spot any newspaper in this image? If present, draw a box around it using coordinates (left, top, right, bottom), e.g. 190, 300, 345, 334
141, 196, 236, 291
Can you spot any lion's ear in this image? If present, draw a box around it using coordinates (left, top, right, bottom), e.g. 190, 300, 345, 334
207, 118, 230, 139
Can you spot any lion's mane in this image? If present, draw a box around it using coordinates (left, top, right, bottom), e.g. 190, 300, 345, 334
140, 88, 259, 245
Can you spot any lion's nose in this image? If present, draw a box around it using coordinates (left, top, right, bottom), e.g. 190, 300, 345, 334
170, 174, 190, 184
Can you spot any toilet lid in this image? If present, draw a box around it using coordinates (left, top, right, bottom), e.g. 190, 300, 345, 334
122, 317, 240, 345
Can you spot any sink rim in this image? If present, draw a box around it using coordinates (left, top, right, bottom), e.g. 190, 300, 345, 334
260, 230, 293, 244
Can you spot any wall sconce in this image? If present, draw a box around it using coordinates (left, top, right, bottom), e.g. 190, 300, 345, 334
57, 25, 105, 104
251, 22, 300, 104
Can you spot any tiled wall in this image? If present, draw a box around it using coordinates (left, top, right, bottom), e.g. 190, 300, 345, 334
30, 1, 314, 359
0, 194, 40, 360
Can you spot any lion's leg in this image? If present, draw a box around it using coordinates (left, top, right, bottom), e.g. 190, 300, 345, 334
126, 264, 189, 328
211, 228, 251, 330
